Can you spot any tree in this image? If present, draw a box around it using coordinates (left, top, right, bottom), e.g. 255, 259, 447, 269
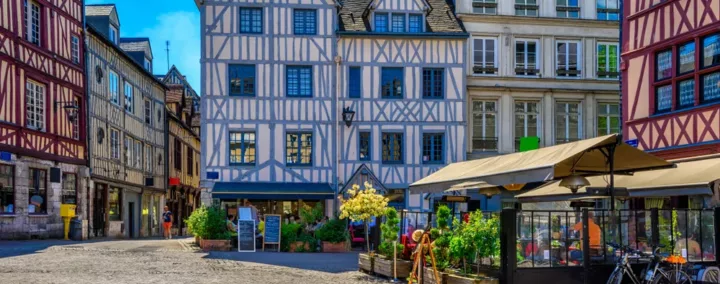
379, 207, 404, 258
429, 205, 452, 270
339, 182, 389, 252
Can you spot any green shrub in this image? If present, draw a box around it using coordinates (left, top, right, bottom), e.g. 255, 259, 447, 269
280, 223, 302, 252
185, 206, 231, 240
429, 205, 452, 271
296, 233, 318, 252
299, 203, 324, 225
315, 218, 348, 243
379, 207, 404, 259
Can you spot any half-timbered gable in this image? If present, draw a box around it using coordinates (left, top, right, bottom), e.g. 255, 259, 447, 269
622, 0, 720, 159
337, 0, 467, 211
0, 0, 88, 240
85, 4, 166, 239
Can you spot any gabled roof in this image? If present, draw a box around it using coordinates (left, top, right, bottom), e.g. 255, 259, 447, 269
86, 4, 120, 27
119, 38, 153, 59
340, 164, 387, 195
337, 0, 466, 34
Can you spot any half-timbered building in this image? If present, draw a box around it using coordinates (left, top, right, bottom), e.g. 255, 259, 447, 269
0, 0, 89, 239
622, 0, 720, 160
85, 4, 167, 238
337, 0, 468, 211
196, 0, 339, 217
158, 66, 201, 236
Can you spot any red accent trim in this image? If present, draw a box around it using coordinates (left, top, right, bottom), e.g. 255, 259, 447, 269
169, 177, 181, 186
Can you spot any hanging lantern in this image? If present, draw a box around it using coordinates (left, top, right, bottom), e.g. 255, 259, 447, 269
503, 183, 525, 191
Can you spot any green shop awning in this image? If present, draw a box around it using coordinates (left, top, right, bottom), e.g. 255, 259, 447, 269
212, 182, 335, 200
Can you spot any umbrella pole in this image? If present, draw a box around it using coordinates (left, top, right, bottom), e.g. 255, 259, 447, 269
608, 144, 617, 241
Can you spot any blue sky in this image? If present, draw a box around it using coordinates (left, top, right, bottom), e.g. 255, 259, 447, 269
86, 0, 201, 92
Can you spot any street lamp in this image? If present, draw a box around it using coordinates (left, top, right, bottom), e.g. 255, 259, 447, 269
342, 106, 355, 127
55, 101, 79, 123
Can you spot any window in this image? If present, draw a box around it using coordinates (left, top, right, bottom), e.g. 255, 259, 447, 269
597, 43, 619, 78
422, 68, 444, 98
656, 50, 673, 81
374, 13, 388, 32
472, 100, 498, 151
597, 0, 619, 20
555, 102, 582, 144
678, 41, 696, 74
110, 129, 120, 159
515, 0, 538, 16
359, 132, 371, 161
24, 0, 41, 46
71, 96, 80, 140
286, 66, 313, 97
229, 65, 255, 96
293, 9, 316, 35
677, 79, 695, 109
25, 80, 45, 131
286, 132, 312, 166
472, 0, 497, 14
124, 136, 132, 165
109, 187, 121, 221
109, 25, 118, 44
422, 133, 444, 164
557, 41, 581, 77
124, 82, 133, 113
348, 67, 361, 98
28, 168, 46, 214
109, 70, 119, 105
515, 101, 540, 151
145, 145, 153, 172
381, 67, 403, 98
239, 8, 263, 34
703, 34, 720, 68
703, 72, 720, 102
61, 173, 76, 205
382, 133, 403, 163
391, 14, 405, 33
230, 132, 256, 165
144, 100, 152, 125
597, 103, 620, 136
174, 138, 182, 170
408, 14, 423, 32
187, 145, 193, 175
144, 58, 151, 72
0, 165, 14, 214
71, 35, 80, 64
515, 40, 538, 76
656, 85, 673, 112
473, 38, 497, 75
556, 0, 580, 18
135, 141, 142, 168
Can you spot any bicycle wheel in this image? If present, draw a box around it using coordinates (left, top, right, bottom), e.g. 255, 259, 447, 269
652, 270, 693, 284
607, 269, 624, 284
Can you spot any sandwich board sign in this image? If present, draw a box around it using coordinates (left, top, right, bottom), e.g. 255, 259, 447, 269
263, 214, 281, 252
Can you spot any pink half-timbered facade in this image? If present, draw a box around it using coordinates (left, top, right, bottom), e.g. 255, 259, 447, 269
0, 0, 88, 239
622, 0, 720, 160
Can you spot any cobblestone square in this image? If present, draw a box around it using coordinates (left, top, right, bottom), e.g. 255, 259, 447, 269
0, 239, 391, 284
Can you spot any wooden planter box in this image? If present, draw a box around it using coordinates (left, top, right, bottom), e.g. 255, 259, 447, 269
422, 266, 448, 284
321, 241, 347, 252
289, 241, 311, 252
446, 273, 499, 284
358, 253, 374, 273
374, 256, 412, 279
199, 239, 230, 251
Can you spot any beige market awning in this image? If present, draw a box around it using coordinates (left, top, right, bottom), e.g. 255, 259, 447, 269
409, 134, 673, 194
516, 155, 720, 202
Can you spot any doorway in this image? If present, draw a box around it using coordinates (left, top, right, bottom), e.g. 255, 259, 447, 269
128, 202, 135, 238
93, 184, 106, 238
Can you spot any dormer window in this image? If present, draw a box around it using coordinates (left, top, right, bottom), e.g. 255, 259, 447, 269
391, 14, 405, 32
373, 12, 424, 33
144, 58, 152, 72
109, 25, 118, 44
374, 13, 388, 32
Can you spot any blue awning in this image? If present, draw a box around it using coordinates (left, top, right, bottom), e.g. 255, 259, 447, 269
212, 182, 335, 200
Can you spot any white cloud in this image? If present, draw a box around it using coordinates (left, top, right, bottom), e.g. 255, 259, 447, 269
134, 11, 201, 93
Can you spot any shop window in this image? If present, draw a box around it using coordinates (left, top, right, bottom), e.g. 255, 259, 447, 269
61, 173, 76, 205
0, 165, 13, 214
28, 168, 46, 214
109, 188, 121, 221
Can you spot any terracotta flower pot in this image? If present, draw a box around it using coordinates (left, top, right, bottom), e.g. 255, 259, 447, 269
321, 241, 347, 252
289, 241, 311, 252
199, 239, 230, 251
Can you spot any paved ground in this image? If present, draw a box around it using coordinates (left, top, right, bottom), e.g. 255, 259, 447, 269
0, 238, 391, 284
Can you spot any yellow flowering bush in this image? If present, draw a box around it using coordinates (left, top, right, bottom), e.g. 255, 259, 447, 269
338, 182, 389, 252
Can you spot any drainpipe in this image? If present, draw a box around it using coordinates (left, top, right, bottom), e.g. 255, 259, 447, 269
334, 54, 342, 216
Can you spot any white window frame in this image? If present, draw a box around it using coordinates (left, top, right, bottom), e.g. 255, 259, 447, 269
515, 0, 539, 16
71, 35, 80, 64
25, 0, 41, 46
145, 145, 153, 172
25, 79, 45, 131
144, 100, 152, 125
124, 81, 133, 113
124, 136, 132, 166
597, 102, 621, 136
555, 101, 583, 144
144, 58, 151, 72
71, 96, 80, 140
556, 40, 582, 78
109, 25, 118, 44
472, 37, 498, 75
110, 129, 120, 160
515, 39, 540, 77
597, 42, 620, 79
514, 101, 541, 150
472, 0, 498, 15
108, 70, 119, 105
135, 140, 142, 169
472, 100, 498, 151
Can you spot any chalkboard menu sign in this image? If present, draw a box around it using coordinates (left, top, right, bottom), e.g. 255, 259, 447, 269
263, 214, 281, 252
237, 219, 255, 252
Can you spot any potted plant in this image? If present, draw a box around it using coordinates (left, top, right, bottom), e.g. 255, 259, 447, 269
375, 207, 410, 278
422, 205, 452, 284
281, 223, 302, 252
339, 182, 389, 274
185, 206, 231, 251
445, 212, 499, 284
316, 218, 349, 252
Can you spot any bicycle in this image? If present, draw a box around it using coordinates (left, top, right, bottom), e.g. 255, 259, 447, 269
606, 243, 692, 284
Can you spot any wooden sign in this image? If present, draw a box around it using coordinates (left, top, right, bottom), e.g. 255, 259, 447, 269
263, 214, 281, 252
237, 219, 255, 252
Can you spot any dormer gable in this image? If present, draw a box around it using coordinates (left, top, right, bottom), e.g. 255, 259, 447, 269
338, 0, 465, 34
86, 4, 120, 44
119, 38, 153, 73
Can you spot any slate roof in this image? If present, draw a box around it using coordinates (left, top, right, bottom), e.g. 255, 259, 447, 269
118, 38, 149, 52
338, 0, 465, 33
85, 4, 114, 17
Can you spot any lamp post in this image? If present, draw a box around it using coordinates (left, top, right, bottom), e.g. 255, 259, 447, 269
55, 101, 79, 123
342, 106, 355, 127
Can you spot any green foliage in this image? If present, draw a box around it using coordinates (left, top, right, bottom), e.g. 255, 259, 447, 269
436, 205, 451, 229
185, 206, 231, 240
428, 205, 453, 271
299, 203, 324, 226
295, 233, 318, 252
379, 207, 404, 259
447, 211, 501, 271
316, 218, 349, 243
281, 223, 302, 252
